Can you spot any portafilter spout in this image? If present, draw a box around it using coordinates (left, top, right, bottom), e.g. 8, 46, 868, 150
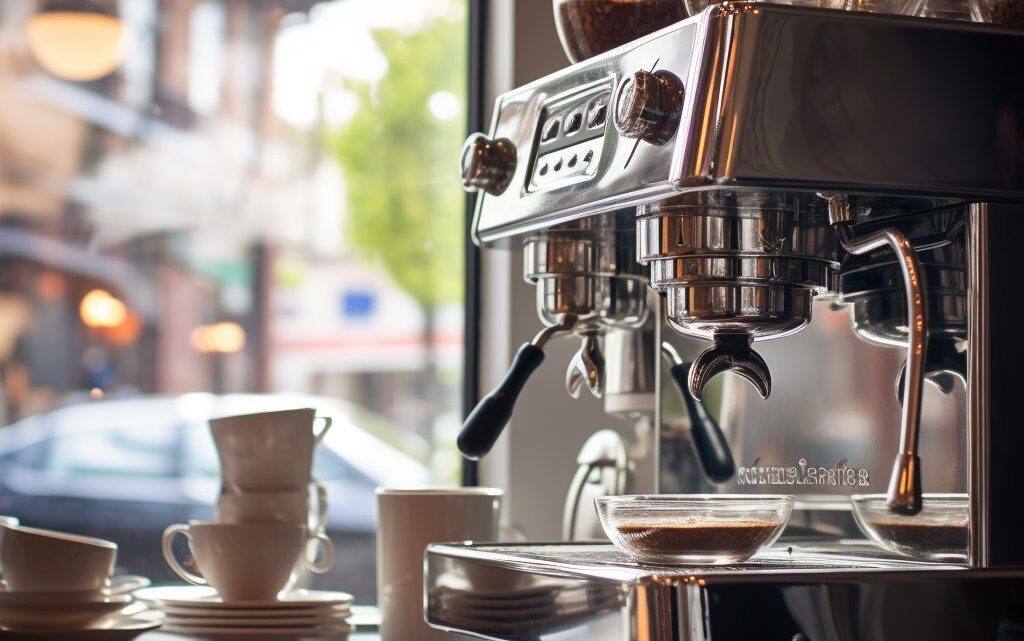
688, 332, 772, 401
566, 332, 605, 399
458, 314, 578, 460
826, 194, 927, 516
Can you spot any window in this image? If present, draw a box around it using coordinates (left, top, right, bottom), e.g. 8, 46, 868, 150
47, 426, 178, 479
0, 0, 469, 604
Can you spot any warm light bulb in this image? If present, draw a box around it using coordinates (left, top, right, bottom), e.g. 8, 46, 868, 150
190, 322, 246, 354
79, 289, 128, 328
25, 11, 125, 81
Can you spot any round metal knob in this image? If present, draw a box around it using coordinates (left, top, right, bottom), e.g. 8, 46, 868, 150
460, 133, 517, 196
613, 69, 684, 146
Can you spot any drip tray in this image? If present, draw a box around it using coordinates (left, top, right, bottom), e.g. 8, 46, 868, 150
425, 542, 1022, 641
434, 540, 962, 577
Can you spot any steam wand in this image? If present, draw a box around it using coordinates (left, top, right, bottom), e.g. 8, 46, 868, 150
827, 194, 927, 515
661, 342, 736, 484
457, 314, 578, 460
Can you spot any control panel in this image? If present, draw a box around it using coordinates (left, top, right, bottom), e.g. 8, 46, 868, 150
528, 83, 612, 193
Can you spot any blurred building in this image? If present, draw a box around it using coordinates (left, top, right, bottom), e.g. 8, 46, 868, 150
0, 0, 464, 437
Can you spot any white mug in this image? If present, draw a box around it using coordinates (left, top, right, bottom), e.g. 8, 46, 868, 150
215, 481, 327, 532
1, 523, 115, 593
210, 408, 332, 493
376, 488, 502, 641
162, 521, 334, 601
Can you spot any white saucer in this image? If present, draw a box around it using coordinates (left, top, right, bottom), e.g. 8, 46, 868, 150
161, 631, 351, 641
165, 613, 350, 626
161, 622, 353, 636
455, 585, 557, 600
0, 608, 162, 641
0, 599, 131, 630
163, 604, 350, 618
0, 591, 132, 607
135, 586, 353, 610
440, 602, 558, 621
0, 574, 148, 607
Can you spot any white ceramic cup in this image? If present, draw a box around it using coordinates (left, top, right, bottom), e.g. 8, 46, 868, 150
376, 488, 502, 641
0, 523, 116, 593
215, 481, 327, 532
162, 521, 334, 602
210, 408, 332, 493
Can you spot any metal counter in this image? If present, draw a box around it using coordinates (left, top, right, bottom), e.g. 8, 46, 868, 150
426, 541, 1024, 641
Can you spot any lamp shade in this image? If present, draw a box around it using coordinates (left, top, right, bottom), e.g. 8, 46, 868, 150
26, 2, 124, 81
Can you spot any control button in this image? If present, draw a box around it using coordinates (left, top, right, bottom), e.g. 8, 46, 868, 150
587, 99, 607, 129
564, 110, 583, 135
460, 133, 517, 195
542, 117, 561, 142
613, 69, 684, 146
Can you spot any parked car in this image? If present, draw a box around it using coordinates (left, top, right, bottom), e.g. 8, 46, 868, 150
0, 393, 431, 603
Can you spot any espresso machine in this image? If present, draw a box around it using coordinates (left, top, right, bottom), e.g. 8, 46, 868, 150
427, 3, 1024, 639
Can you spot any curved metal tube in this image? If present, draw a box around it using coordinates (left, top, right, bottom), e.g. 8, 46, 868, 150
834, 222, 927, 515
456, 314, 577, 460
895, 339, 966, 400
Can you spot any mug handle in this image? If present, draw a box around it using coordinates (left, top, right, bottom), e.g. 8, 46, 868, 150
161, 524, 206, 586
313, 416, 333, 444
310, 478, 328, 533
304, 531, 335, 574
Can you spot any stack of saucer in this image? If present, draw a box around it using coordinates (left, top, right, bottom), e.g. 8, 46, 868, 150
433, 584, 559, 635
0, 521, 161, 640
135, 586, 353, 640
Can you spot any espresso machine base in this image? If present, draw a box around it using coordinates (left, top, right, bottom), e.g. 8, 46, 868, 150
426, 542, 1024, 641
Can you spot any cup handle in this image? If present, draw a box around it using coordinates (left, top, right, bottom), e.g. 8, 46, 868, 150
310, 479, 328, 533
304, 531, 335, 574
313, 416, 333, 444
161, 524, 206, 586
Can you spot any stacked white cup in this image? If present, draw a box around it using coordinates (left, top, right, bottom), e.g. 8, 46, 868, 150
162, 408, 335, 601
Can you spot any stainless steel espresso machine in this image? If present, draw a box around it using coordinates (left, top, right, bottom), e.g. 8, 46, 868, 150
428, 3, 1024, 639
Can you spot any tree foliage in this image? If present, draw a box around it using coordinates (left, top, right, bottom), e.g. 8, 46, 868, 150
326, 6, 467, 311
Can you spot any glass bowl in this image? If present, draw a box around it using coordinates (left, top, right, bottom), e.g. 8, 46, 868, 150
552, 0, 689, 63
851, 494, 968, 562
595, 494, 795, 565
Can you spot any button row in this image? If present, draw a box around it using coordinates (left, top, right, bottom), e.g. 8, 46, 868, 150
541, 95, 609, 144
537, 149, 595, 177
529, 136, 603, 192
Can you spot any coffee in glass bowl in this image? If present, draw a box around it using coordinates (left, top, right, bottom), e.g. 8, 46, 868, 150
851, 494, 969, 562
595, 494, 794, 565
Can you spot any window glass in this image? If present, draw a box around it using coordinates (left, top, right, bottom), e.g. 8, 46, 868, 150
313, 448, 374, 486
47, 425, 178, 478
0, 0, 468, 604
10, 439, 48, 470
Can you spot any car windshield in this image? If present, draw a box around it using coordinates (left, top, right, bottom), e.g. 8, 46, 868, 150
0, 0, 468, 605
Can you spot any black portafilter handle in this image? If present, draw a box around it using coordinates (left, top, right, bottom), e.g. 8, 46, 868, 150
458, 342, 545, 460
667, 360, 736, 484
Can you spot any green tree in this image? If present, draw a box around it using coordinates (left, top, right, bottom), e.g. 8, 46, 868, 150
326, 3, 466, 443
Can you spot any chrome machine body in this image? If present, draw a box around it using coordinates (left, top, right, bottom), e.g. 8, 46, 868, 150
437, 4, 1024, 639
